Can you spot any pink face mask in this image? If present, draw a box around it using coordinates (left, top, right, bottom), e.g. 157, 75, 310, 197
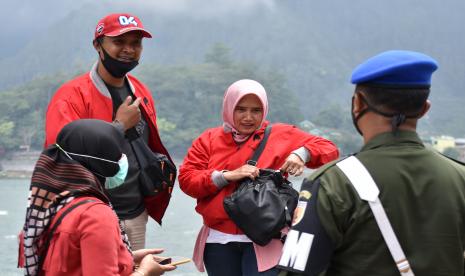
222, 79, 269, 143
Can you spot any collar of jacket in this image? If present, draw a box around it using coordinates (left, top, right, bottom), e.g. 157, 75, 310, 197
88, 62, 136, 99
361, 130, 424, 152
221, 121, 270, 150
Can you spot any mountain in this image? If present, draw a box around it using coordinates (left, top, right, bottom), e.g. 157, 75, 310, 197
1, 0, 465, 136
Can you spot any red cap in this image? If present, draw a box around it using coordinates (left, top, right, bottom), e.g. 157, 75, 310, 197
94, 13, 152, 39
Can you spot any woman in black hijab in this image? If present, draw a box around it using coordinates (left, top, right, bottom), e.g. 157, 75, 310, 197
19, 119, 175, 276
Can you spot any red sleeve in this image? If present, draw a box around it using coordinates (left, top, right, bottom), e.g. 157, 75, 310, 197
291, 126, 339, 168
148, 96, 157, 120
79, 204, 133, 276
178, 131, 220, 199
143, 83, 157, 119
44, 85, 86, 147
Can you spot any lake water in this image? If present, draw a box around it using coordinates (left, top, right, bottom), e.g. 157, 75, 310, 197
0, 174, 307, 275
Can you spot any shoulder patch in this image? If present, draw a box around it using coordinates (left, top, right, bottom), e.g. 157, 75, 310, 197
279, 177, 334, 274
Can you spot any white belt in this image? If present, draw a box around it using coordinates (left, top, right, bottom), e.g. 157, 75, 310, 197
337, 156, 415, 276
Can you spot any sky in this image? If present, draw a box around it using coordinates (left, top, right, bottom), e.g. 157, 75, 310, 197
2, 1, 88, 57
1, 0, 276, 59
2, 0, 465, 137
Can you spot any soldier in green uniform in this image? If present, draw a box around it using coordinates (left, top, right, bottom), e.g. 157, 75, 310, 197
278, 50, 465, 276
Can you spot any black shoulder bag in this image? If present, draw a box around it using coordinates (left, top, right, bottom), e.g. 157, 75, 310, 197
127, 128, 176, 196
110, 88, 176, 197
223, 125, 299, 246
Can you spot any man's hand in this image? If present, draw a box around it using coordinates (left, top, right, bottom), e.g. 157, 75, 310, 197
114, 96, 141, 130
223, 164, 260, 182
280, 153, 305, 176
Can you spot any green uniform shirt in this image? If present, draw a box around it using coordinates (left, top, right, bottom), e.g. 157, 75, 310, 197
280, 131, 465, 276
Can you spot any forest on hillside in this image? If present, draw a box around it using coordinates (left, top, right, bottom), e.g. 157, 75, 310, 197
0, 44, 362, 158
1, 0, 464, 159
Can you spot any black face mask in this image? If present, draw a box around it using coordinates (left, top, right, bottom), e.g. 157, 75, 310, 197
351, 93, 414, 136
351, 96, 367, 136
99, 45, 139, 78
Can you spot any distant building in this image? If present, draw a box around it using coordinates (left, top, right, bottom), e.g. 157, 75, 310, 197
0, 150, 40, 173
454, 138, 465, 161
298, 120, 316, 132
455, 138, 465, 147
430, 136, 456, 153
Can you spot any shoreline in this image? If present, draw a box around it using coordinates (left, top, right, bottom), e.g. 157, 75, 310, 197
0, 170, 32, 179
0, 150, 38, 179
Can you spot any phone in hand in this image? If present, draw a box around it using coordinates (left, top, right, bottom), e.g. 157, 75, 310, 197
158, 257, 172, 265
158, 256, 191, 266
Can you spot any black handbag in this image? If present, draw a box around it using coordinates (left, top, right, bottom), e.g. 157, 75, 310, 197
223, 125, 299, 246
127, 128, 177, 196
110, 90, 176, 197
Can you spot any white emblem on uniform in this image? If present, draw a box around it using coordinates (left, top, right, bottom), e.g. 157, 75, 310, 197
118, 16, 138, 27
279, 229, 313, 271
299, 190, 312, 200
292, 201, 307, 226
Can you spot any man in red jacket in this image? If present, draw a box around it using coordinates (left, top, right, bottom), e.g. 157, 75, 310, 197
44, 13, 173, 250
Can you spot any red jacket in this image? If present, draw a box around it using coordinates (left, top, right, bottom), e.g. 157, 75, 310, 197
44, 64, 172, 224
40, 197, 133, 276
179, 121, 339, 233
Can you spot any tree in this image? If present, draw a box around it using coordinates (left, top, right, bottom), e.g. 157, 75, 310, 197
0, 44, 302, 159
139, 45, 302, 157
313, 104, 352, 131
204, 43, 232, 67
0, 72, 71, 153
0, 120, 15, 156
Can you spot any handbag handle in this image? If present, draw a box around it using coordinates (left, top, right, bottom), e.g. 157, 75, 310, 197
247, 125, 272, 166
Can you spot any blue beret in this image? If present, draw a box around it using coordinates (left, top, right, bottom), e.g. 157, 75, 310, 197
351, 50, 438, 88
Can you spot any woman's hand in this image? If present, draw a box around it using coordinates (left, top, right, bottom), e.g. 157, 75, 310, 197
280, 153, 305, 176
223, 164, 260, 182
133, 253, 176, 276
133, 248, 164, 264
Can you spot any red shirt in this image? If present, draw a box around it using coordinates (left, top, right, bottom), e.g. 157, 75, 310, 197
41, 197, 133, 276
179, 121, 339, 233
44, 65, 171, 224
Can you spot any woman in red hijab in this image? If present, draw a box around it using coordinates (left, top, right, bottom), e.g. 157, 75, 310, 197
179, 79, 339, 276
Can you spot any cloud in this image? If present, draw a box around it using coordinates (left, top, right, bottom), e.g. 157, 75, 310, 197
106, 0, 276, 18
2, 0, 275, 36
0, 0, 276, 60
3, 0, 93, 35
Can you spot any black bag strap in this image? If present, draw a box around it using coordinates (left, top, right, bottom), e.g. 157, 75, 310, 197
38, 199, 96, 271
247, 125, 272, 166
129, 136, 145, 170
